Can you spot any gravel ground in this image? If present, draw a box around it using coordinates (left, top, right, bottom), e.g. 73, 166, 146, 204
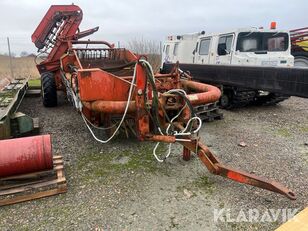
0, 95, 307, 231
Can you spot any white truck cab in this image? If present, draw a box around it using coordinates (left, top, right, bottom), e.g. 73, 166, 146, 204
162, 27, 294, 67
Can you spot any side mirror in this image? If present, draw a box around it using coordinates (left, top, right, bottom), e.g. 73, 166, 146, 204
192, 49, 196, 55
218, 43, 227, 56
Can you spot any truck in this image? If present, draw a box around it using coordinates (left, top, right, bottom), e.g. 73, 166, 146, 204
162, 23, 296, 108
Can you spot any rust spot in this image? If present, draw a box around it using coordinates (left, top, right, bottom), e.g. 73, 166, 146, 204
80, 71, 91, 78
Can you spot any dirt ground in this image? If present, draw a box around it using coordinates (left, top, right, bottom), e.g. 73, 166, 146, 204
0, 95, 307, 231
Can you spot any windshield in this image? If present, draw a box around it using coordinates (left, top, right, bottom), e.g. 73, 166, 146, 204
236, 32, 289, 52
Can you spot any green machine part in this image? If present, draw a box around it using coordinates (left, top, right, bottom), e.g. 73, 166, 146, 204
0, 78, 39, 139
10, 112, 39, 137
0, 115, 11, 139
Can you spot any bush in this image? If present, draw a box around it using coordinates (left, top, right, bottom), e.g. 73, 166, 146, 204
127, 38, 162, 73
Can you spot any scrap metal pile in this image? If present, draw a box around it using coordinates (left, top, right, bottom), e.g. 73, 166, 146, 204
28, 5, 297, 200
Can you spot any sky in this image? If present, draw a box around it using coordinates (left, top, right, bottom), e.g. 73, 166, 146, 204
0, 0, 307, 55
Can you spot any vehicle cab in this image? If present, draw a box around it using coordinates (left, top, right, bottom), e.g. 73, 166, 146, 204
162, 25, 294, 67
162, 32, 201, 65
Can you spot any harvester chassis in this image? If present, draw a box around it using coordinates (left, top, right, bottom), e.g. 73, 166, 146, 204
31, 4, 297, 200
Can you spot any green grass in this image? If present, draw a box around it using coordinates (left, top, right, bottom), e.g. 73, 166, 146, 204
275, 128, 291, 138
75, 143, 166, 184
300, 126, 308, 133
176, 175, 215, 196
28, 78, 41, 88
193, 175, 215, 194
0, 90, 17, 98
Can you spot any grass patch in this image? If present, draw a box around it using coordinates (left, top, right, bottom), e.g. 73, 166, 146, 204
0, 90, 17, 98
193, 175, 215, 194
28, 78, 41, 88
175, 175, 215, 197
75, 143, 165, 184
300, 126, 308, 133
275, 128, 291, 137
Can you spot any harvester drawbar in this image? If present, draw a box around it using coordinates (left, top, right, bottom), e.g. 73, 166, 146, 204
32, 5, 296, 200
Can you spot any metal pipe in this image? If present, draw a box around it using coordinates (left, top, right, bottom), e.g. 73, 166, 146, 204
0, 135, 53, 177
82, 79, 221, 113
181, 79, 221, 105
145, 135, 176, 143
82, 101, 136, 114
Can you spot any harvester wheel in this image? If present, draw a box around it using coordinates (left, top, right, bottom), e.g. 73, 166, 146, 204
41, 72, 57, 107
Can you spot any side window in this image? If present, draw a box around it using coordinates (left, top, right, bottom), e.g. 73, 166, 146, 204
267, 36, 286, 51
241, 38, 258, 51
225, 36, 233, 52
199, 39, 211, 55
165, 45, 170, 55
173, 43, 179, 56
218, 35, 233, 55
193, 42, 199, 55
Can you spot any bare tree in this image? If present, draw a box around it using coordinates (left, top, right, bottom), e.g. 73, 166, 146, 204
127, 38, 162, 72
20, 51, 29, 57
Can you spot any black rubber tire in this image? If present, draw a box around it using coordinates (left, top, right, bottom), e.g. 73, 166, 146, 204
41, 72, 57, 107
220, 93, 230, 109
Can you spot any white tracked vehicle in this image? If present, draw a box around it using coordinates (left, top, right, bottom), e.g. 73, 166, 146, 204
162, 23, 294, 108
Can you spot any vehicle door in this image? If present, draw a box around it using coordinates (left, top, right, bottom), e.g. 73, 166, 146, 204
216, 34, 234, 64
163, 44, 171, 63
172, 43, 179, 62
194, 37, 211, 64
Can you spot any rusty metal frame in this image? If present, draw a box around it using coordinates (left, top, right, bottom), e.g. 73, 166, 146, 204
33, 4, 296, 200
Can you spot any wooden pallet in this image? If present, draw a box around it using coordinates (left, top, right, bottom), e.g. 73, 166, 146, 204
194, 102, 223, 122
0, 155, 67, 206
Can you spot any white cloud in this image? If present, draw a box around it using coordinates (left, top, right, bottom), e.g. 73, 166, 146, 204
0, 0, 306, 54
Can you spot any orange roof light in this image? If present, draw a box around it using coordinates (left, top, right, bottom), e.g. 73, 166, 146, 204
270, 21, 277, 29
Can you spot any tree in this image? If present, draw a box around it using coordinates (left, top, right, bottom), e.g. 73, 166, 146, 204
20, 51, 29, 57
127, 38, 161, 72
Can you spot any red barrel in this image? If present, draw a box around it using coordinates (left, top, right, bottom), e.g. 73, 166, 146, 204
0, 135, 53, 177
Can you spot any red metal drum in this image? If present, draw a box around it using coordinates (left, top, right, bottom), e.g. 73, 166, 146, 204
0, 135, 53, 177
